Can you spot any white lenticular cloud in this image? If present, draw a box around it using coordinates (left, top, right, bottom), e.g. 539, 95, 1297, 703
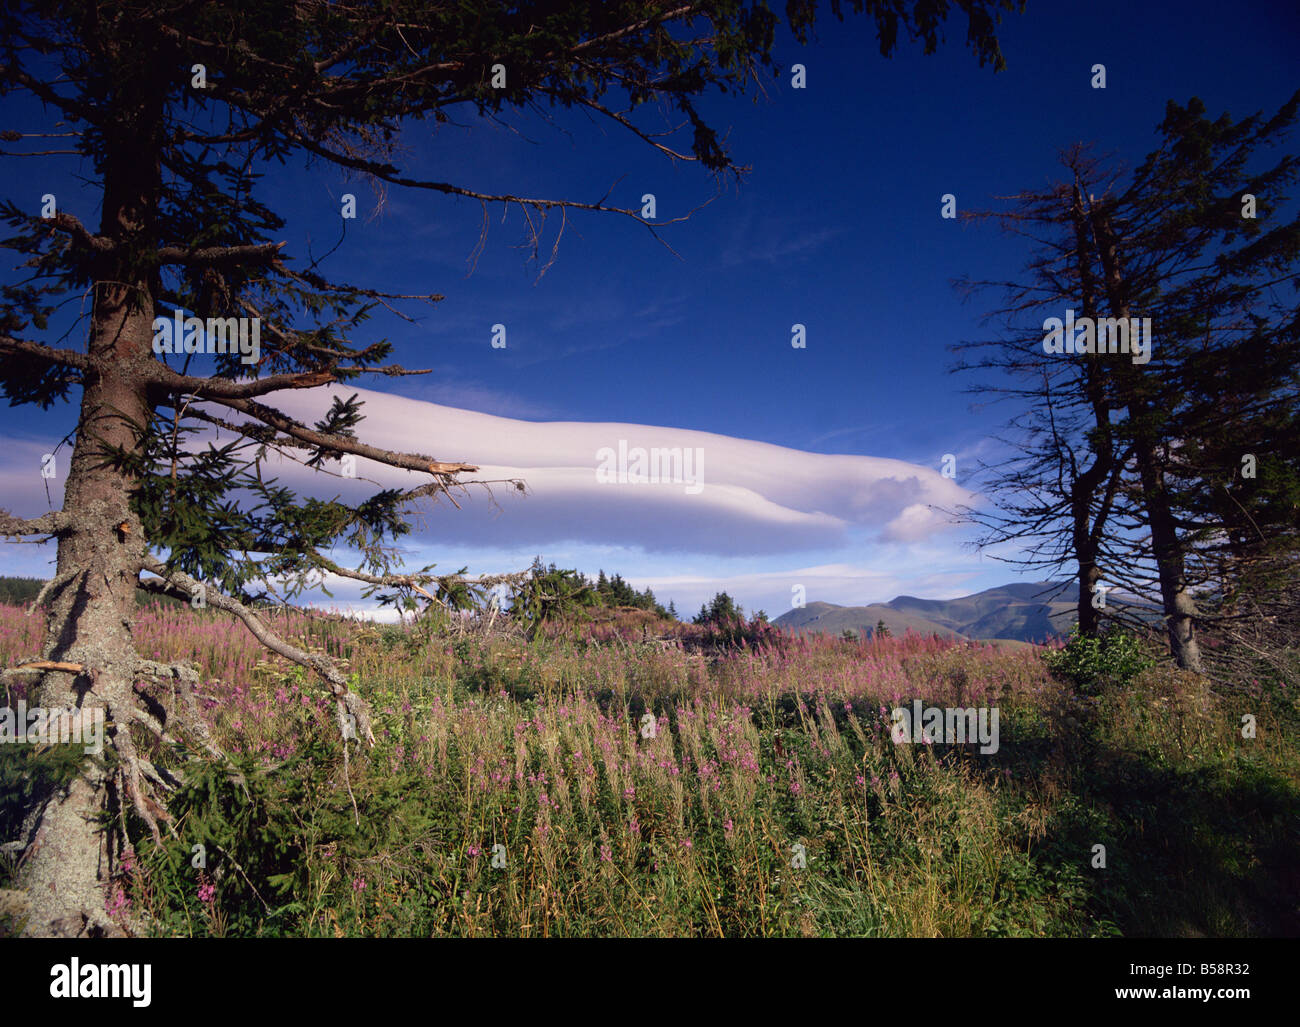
242, 385, 978, 557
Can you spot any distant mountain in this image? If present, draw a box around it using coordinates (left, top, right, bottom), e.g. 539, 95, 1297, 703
773, 582, 1098, 644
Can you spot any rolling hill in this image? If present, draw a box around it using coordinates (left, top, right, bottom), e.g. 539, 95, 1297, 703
773, 582, 1086, 644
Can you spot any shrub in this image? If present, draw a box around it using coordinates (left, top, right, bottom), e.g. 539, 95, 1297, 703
1042, 627, 1155, 694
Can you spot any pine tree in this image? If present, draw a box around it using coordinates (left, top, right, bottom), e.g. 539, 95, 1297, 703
0, 0, 1015, 936
955, 93, 1300, 669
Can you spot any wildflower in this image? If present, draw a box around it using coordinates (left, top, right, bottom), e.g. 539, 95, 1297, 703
197, 881, 217, 904
352, 876, 367, 892
104, 884, 130, 918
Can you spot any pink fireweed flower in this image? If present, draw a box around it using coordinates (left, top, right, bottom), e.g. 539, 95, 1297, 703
105, 884, 130, 918
197, 881, 217, 904
352, 876, 367, 892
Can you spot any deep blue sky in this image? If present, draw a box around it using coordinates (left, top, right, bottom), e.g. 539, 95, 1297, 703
1, 0, 1296, 617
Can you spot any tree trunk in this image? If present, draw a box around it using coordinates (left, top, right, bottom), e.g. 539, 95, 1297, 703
1089, 206, 1204, 672
1131, 446, 1205, 672
1076, 557, 1102, 636
19, 289, 153, 936
1068, 182, 1114, 639
17, 75, 161, 935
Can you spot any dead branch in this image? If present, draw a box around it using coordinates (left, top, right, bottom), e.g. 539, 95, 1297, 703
137, 558, 376, 747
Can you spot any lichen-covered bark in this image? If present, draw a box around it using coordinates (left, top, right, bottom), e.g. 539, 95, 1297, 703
17, 68, 160, 935
18, 279, 153, 934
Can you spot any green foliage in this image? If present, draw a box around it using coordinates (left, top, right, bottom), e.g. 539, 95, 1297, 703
0, 576, 43, 605
1043, 626, 1155, 694
138, 738, 458, 937
592, 568, 668, 618
512, 558, 601, 640
0, 576, 188, 609
694, 591, 742, 626
15, 605, 1281, 938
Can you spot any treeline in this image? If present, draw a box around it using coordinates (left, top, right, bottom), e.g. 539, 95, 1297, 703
0, 576, 43, 605
593, 568, 673, 619
0, 575, 189, 608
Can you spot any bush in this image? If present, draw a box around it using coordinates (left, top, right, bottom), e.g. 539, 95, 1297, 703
1043, 627, 1155, 695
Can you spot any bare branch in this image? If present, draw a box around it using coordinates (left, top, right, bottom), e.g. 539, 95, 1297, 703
0, 335, 93, 372
151, 367, 337, 400
202, 394, 478, 477
0, 510, 71, 538
156, 240, 287, 266
137, 558, 376, 746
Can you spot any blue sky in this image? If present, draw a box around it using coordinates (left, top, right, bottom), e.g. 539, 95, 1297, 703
1, 0, 1296, 619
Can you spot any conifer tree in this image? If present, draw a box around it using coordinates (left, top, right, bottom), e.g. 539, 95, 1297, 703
0, 0, 1015, 935
955, 93, 1300, 670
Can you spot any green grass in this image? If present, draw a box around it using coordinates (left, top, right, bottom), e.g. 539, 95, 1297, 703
1, 604, 1295, 937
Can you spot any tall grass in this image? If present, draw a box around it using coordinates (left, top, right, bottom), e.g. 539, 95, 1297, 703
1, 602, 1295, 937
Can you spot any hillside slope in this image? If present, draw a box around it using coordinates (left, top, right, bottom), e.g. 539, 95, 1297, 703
775, 582, 1079, 643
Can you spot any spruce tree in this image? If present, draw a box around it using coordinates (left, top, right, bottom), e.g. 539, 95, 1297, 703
0, 0, 1015, 936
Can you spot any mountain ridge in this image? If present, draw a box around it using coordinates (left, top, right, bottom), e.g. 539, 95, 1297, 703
772, 581, 1083, 644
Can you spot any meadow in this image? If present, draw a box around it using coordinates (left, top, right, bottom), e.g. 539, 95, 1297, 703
1, 601, 1296, 937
